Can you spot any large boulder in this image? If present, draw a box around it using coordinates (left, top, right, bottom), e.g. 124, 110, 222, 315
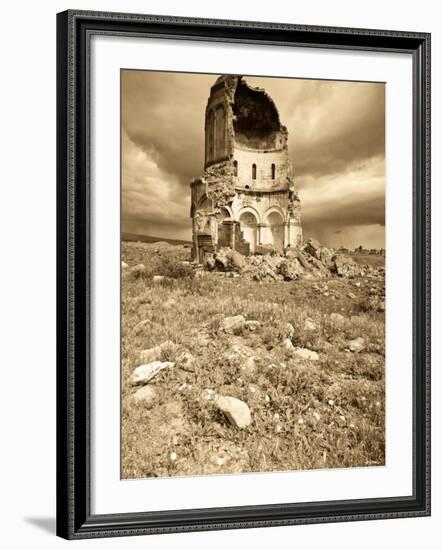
231, 250, 245, 269
215, 395, 252, 428
318, 247, 334, 267
215, 247, 232, 270
304, 238, 322, 258
333, 254, 361, 277
279, 258, 304, 280
203, 252, 216, 270
220, 315, 246, 335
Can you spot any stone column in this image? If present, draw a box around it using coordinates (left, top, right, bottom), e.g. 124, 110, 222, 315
258, 223, 268, 245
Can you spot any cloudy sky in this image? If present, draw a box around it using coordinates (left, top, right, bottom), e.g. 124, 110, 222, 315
122, 70, 385, 249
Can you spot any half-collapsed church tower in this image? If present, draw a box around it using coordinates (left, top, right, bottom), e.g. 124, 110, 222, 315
190, 75, 302, 263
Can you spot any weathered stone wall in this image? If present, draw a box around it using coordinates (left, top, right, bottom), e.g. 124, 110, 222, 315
191, 75, 303, 260
233, 147, 290, 191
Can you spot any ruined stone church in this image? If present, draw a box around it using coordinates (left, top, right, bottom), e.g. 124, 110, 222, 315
190, 75, 303, 263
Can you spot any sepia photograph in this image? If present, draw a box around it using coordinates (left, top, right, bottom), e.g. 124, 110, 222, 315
121, 70, 386, 480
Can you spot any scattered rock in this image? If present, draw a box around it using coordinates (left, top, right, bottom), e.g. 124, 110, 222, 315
203, 253, 216, 270
347, 292, 357, 299
215, 395, 252, 428
201, 388, 216, 401
295, 250, 311, 270
347, 337, 365, 353
330, 313, 345, 325
220, 315, 245, 334
279, 258, 304, 280
138, 340, 176, 364
131, 264, 147, 278
132, 385, 157, 407
122, 261, 129, 269
131, 361, 175, 385
281, 338, 295, 352
333, 254, 362, 278
293, 348, 319, 361
215, 247, 232, 270
245, 320, 260, 331
231, 250, 245, 269
255, 244, 278, 255
304, 318, 317, 331
152, 275, 166, 283
304, 238, 321, 258
175, 350, 195, 371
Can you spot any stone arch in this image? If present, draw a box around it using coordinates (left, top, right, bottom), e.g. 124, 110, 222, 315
264, 207, 285, 252
264, 205, 285, 223
238, 208, 259, 254
216, 205, 233, 221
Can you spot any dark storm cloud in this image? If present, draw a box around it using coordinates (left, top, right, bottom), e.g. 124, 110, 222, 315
122, 71, 385, 248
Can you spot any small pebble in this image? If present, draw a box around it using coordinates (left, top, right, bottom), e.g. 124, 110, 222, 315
170, 452, 177, 461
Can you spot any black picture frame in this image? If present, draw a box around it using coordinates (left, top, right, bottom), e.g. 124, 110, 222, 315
56, 9, 431, 540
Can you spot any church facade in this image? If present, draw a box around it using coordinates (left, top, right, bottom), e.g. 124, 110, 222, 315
190, 75, 302, 263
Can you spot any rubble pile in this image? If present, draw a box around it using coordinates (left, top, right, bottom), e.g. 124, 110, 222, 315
203, 238, 383, 281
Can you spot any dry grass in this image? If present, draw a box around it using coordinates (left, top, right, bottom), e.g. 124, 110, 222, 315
121, 241, 385, 479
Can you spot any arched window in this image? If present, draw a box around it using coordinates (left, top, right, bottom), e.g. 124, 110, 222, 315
271, 163, 276, 179
252, 163, 257, 180
233, 160, 238, 177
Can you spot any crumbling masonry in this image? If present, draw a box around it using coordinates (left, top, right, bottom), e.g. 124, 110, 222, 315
190, 75, 303, 263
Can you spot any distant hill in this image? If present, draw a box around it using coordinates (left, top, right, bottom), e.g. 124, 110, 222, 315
122, 232, 192, 246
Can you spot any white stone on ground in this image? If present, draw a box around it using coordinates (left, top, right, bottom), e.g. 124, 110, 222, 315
131, 361, 174, 385
304, 318, 317, 331
215, 395, 251, 428
245, 320, 260, 331
293, 348, 319, 361
132, 385, 157, 407
220, 315, 246, 334
330, 313, 345, 324
175, 350, 195, 371
347, 337, 365, 353
281, 338, 295, 352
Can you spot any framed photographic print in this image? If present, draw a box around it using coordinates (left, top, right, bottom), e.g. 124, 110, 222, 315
56, 10, 431, 539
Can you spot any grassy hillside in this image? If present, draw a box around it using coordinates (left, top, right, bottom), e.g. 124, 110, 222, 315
121, 242, 385, 479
